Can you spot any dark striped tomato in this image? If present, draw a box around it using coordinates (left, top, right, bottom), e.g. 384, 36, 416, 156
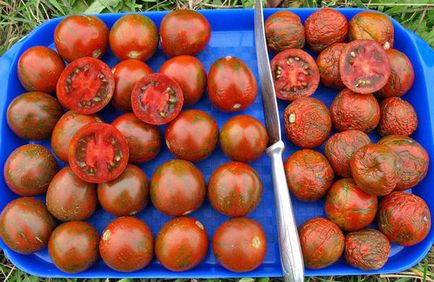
316, 43, 346, 88
378, 97, 418, 136
265, 11, 305, 53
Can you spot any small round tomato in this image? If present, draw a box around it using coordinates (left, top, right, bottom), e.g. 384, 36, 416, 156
325, 178, 378, 232
317, 43, 347, 88
46, 167, 97, 221
208, 56, 257, 112
98, 164, 149, 217
298, 217, 344, 269
54, 15, 108, 62
56, 57, 115, 114
4, 144, 57, 196
112, 113, 161, 163
131, 73, 184, 125
160, 10, 211, 57
17, 46, 65, 93
68, 123, 129, 184
265, 11, 305, 52
160, 55, 206, 105
150, 160, 205, 216
0, 197, 55, 254
378, 191, 431, 246
48, 221, 99, 273
109, 14, 158, 61
284, 97, 331, 148
165, 109, 218, 162
7, 91, 63, 140
339, 40, 391, 94
111, 59, 153, 112
100, 217, 153, 272
212, 218, 266, 272
378, 97, 418, 136
208, 162, 262, 217
271, 49, 320, 101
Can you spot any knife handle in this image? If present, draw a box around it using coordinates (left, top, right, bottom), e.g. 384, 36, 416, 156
266, 141, 304, 282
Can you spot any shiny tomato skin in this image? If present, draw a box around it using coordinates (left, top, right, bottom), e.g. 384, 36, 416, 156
378, 97, 418, 136
0, 197, 56, 254
165, 109, 218, 162
17, 46, 65, 93
112, 113, 161, 163
7, 91, 63, 140
265, 11, 305, 52
317, 43, 347, 88
100, 217, 153, 272
4, 144, 57, 196
48, 221, 99, 273
212, 218, 266, 272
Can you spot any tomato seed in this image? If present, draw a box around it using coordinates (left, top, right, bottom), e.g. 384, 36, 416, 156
295, 57, 300, 61
289, 113, 296, 123
350, 51, 356, 57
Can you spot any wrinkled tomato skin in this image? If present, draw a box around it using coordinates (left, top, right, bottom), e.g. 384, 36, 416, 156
54, 15, 108, 62
324, 130, 371, 177
379, 135, 429, 190
160, 55, 207, 105
212, 218, 266, 272
100, 217, 153, 272
97, 164, 149, 217
325, 178, 378, 232
378, 191, 431, 246
317, 43, 347, 89
165, 110, 218, 162
284, 97, 331, 148
160, 10, 211, 57
17, 46, 65, 93
208, 162, 262, 217
379, 97, 418, 136
4, 144, 57, 196
208, 56, 257, 112
0, 197, 56, 254
156, 217, 208, 271
109, 14, 158, 61
345, 229, 391, 270
284, 149, 334, 201
220, 115, 268, 163
48, 221, 99, 273
265, 11, 305, 52
7, 92, 63, 140
298, 217, 345, 269
150, 160, 206, 216
330, 88, 380, 133
112, 113, 161, 163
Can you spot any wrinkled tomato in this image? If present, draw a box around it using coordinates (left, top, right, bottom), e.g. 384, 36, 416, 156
378, 97, 418, 136
316, 43, 346, 88
265, 11, 305, 52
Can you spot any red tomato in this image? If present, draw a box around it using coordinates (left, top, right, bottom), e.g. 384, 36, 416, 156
265, 11, 305, 52
378, 97, 418, 136
316, 43, 347, 88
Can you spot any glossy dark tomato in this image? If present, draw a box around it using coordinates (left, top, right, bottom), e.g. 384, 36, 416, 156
150, 160, 205, 216
112, 113, 161, 163
4, 144, 57, 196
339, 40, 391, 94
165, 109, 218, 162
265, 11, 305, 52
304, 8, 348, 53
156, 217, 208, 271
316, 43, 347, 88
54, 15, 108, 62
298, 217, 344, 269
160, 55, 207, 105
271, 49, 320, 101
378, 191, 431, 246
7, 92, 63, 140
212, 218, 266, 272
325, 178, 378, 232
208, 56, 257, 112
98, 164, 149, 217
131, 73, 184, 125
46, 167, 97, 221
68, 123, 129, 184
17, 46, 65, 93
378, 97, 418, 136
109, 14, 158, 61
100, 217, 153, 272
208, 162, 262, 217
0, 197, 55, 254
111, 59, 153, 112
283, 97, 331, 148
160, 10, 211, 57
350, 144, 401, 196
284, 149, 334, 201
48, 221, 99, 273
